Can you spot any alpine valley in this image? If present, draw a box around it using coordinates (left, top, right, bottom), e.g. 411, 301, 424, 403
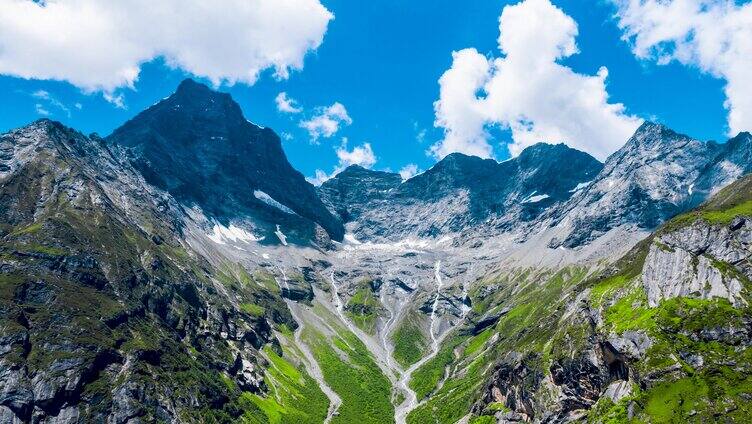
3, 79, 752, 424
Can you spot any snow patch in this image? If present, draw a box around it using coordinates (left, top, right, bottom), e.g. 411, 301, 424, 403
523, 194, 550, 203
569, 181, 592, 193
275, 224, 288, 246
207, 222, 263, 245
254, 190, 296, 214
344, 233, 362, 245
342, 236, 453, 253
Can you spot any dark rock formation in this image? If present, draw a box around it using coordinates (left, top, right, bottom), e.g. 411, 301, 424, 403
107, 78, 344, 243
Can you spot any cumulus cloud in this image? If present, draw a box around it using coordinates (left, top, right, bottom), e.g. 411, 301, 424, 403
308, 141, 376, 185
275, 92, 302, 113
612, 0, 752, 136
432, 0, 642, 161
0, 0, 333, 103
399, 164, 420, 181
299, 102, 353, 141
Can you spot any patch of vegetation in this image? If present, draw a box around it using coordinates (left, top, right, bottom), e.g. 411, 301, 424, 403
391, 315, 427, 368
345, 278, 383, 334
14, 242, 66, 256
469, 416, 496, 424
10, 221, 43, 236
240, 302, 266, 317
242, 345, 330, 424
464, 327, 493, 356
303, 322, 393, 423
409, 335, 464, 400
407, 339, 488, 424
603, 286, 657, 335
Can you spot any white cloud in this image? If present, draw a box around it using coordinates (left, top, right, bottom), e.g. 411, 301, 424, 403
0, 0, 333, 104
31, 89, 71, 116
432, 0, 642, 161
612, 0, 752, 136
308, 141, 376, 185
275, 91, 302, 113
399, 164, 420, 181
299, 102, 352, 141
35, 103, 50, 116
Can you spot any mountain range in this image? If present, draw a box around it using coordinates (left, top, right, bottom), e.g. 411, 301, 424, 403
2, 79, 751, 424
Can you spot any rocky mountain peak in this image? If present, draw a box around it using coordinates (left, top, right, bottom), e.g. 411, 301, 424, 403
107, 79, 344, 243
168, 78, 246, 123
1, 119, 103, 179
318, 166, 401, 223
545, 122, 731, 248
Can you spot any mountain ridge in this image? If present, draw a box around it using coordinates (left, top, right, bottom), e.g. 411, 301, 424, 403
4, 79, 752, 424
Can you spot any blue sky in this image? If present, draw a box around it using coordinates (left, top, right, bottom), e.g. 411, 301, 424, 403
0, 0, 742, 181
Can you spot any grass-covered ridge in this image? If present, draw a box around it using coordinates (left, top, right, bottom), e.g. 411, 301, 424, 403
391, 314, 428, 368
300, 302, 394, 424
344, 277, 384, 334
241, 345, 330, 424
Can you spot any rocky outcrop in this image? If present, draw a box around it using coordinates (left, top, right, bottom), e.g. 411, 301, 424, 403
642, 219, 751, 306
474, 352, 544, 421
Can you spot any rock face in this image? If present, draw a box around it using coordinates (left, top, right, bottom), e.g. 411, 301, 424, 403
107, 78, 344, 243
318, 165, 402, 224
546, 122, 719, 248
0, 120, 282, 422
691, 131, 752, 204
319, 143, 602, 241
547, 124, 752, 248
642, 240, 745, 307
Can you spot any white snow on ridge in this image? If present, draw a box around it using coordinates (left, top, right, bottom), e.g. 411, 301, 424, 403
254, 190, 296, 215
523, 194, 550, 203
208, 222, 263, 245
569, 181, 592, 193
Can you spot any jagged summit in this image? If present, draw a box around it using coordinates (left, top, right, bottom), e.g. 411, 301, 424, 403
107, 79, 344, 242
543, 122, 752, 248
319, 141, 602, 240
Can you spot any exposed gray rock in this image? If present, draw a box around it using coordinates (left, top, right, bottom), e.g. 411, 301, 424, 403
607, 331, 652, 360
0, 405, 22, 424
603, 380, 632, 403
231, 350, 265, 392
545, 124, 752, 249
546, 122, 719, 248
0, 364, 32, 418
107, 78, 344, 243
642, 219, 751, 306
319, 143, 602, 242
